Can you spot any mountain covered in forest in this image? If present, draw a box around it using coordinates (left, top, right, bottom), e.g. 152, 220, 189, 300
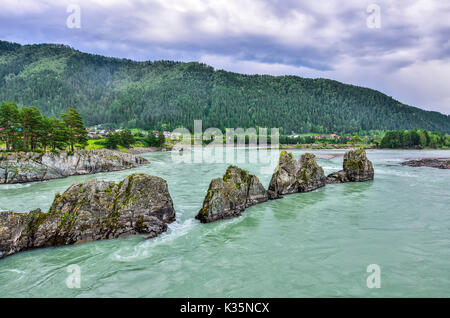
0, 40, 449, 133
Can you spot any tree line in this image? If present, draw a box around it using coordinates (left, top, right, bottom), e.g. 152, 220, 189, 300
380, 130, 450, 149
0, 102, 87, 152
104, 130, 165, 149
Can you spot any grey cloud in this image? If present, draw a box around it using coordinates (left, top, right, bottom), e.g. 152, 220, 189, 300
0, 0, 449, 113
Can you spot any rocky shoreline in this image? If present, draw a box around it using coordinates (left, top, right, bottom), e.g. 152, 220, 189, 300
0, 150, 149, 184
129, 147, 172, 155
400, 158, 450, 169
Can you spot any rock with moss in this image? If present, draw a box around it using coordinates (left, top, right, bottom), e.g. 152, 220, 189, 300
196, 166, 268, 223
0, 150, 149, 184
268, 151, 326, 199
326, 148, 374, 183
0, 173, 175, 259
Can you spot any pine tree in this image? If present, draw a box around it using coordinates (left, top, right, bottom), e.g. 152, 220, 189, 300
119, 129, 135, 148
158, 133, 165, 147
0, 102, 21, 150
39, 116, 53, 151
49, 118, 69, 150
21, 106, 42, 151
146, 132, 159, 147
61, 108, 88, 152
105, 132, 120, 149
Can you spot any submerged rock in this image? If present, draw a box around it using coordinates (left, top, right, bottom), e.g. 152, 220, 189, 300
0, 173, 175, 259
268, 151, 326, 199
326, 148, 374, 184
196, 166, 268, 223
400, 158, 450, 169
0, 150, 149, 184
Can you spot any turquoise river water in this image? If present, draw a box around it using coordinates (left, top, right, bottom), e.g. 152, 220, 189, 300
0, 148, 449, 297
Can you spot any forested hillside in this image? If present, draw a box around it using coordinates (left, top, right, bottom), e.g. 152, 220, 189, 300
1, 40, 449, 133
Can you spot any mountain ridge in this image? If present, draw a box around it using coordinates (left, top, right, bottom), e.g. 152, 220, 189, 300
1, 40, 449, 133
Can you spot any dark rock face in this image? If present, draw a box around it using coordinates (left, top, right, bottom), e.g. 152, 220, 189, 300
196, 166, 268, 223
326, 148, 374, 184
325, 170, 349, 184
0, 150, 149, 184
268, 151, 326, 199
400, 158, 450, 169
0, 173, 175, 259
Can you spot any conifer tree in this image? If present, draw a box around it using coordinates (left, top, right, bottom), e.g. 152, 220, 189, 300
61, 108, 88, 151
0, 102, 21, 150
21, 106, 42, 151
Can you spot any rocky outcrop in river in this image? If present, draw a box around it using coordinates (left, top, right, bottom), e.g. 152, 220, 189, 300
268, 152, 326, 199
0, 173, 175, 258
195, 166, 268, 223
400, 158, 450, 169
0, 150, 148, 184
326, 148, 374, 183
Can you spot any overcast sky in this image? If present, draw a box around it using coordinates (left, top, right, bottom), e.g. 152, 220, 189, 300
1, 0, 449, 114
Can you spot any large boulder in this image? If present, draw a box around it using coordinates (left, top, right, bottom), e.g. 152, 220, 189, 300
0, 173, 175, 259
0, 150, 149, 184
326, 148, 374, 183
196, 166, 268, 223
268, 151, 326, 199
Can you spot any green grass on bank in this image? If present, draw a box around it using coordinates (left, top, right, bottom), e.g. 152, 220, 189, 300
85, 138, 149, 152
85, 139, 105, 150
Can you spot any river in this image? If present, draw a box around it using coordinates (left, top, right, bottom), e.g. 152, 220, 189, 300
0, 148, 449, 297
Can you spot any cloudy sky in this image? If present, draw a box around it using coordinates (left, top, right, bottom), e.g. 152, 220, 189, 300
1, 0, 449, 114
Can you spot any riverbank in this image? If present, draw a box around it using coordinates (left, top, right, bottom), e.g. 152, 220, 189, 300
0, 149, 148, 184
280, 144, 449, 150
129, 146, 172, 154
280, 143, 374, 150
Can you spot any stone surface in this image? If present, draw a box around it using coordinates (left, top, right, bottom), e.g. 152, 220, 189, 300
0, 173, 175, 258
400, 158, 450, 169
196, 166, 268, 223
326, 148, 374, 184
0, 150, 149, 184
268, 151, 326, 199
325, 170, 349, 184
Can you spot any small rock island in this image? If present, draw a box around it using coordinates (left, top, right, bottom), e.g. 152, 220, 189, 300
268, 152, 326, 199
326, 148, 374, 183
195, 166, 268, 223
0, 173, 175, 258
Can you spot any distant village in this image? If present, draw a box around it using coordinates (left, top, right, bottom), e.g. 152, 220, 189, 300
86, 126, 351, 141
87, 125, 178, 140
288, 133, 351, 140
